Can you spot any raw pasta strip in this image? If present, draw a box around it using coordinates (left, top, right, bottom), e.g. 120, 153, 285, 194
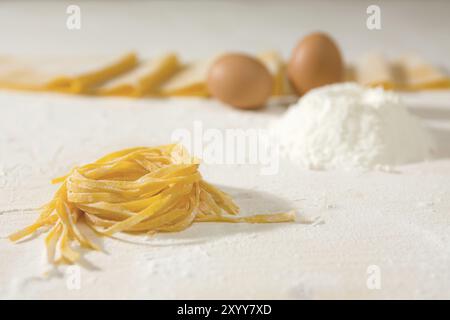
45, 223, 63, 263
9, 145, 295, 265
0, 53, 137, 93
159, 59, 217, 97
196, 211, 296, 223
257, 51, 293, 96
356, 53, 395, 89
95, 53, 180, 96
395, 55, 450, 90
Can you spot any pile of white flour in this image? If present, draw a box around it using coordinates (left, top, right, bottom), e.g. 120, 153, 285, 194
271, 83, 434, 170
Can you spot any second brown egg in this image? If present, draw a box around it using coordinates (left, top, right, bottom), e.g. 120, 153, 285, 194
288, 32, 344, 95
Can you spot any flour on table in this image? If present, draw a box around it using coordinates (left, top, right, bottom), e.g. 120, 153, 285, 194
270, 83, 435, 170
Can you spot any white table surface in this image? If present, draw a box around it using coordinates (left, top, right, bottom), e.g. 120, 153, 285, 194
0, 0, 449, 299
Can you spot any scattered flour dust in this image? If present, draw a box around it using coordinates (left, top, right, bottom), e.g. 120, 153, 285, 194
271, 83, 435, 170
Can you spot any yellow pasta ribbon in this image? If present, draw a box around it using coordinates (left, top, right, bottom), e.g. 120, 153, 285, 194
9, 144, 295, 264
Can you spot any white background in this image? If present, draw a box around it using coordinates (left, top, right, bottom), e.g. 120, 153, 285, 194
0, 0, 449, 66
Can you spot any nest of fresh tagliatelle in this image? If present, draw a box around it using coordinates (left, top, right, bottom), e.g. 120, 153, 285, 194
9, 144, 295, 265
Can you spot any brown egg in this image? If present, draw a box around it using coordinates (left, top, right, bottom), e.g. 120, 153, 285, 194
288, 32, 344, 95
207, 53, 273, 109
